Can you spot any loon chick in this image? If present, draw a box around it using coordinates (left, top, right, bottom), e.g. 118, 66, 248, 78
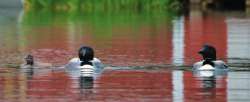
25, 54, 34, 66
21, 54, 52, 69
20, 54, 34, 69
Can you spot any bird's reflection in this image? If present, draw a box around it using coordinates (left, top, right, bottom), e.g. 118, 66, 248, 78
22, 67, 34, 80
79, 76, 94, 98
193, 69, 228, 90
201, 76, 216, 89
79, 76, 94, 89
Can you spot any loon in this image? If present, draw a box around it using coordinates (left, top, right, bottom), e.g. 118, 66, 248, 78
193, 45, 228, 77
21, 54, 52, 69
193, 44, 228, 70
66, 46, 103, 78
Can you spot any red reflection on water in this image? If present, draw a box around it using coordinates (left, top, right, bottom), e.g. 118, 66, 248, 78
19, 27, 74, 65
184, 15, 227, 65
0, 69, 174, 102
0, 69, 230, 102
95, 70, 173, 102
27, 72, 72, 97
105, 25, 172, 66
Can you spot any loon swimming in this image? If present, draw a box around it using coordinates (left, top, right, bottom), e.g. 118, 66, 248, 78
66, 46, 103, 78
21, 54, 52, 69
193, 44, 228, 72
25, 54, 34, 66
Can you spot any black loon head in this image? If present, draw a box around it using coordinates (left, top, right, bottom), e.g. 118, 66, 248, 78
199, 44, 217, 61
25, 54, 34, 65
78, 46, 94, 66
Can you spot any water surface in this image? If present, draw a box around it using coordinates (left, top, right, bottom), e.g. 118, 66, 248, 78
0, 8, 250, 102
0, 68, 250, 102
0, 8, 250, 67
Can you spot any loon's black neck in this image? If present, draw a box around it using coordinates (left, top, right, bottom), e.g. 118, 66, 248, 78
80, 61, 93, 66
203, 58, 215, 67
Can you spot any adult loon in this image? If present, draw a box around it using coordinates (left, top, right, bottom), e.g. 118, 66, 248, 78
66, 46, 103, 78
193, 44, 228, 71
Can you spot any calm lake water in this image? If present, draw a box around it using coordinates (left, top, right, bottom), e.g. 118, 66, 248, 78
0, 68, 250, 102
0, 8, 250, 102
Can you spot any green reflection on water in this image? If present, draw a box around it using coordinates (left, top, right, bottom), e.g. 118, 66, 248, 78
14, 9, 179, 66
0, 7, 179, 67
25, 0, 181, 11
20, 9, 178, 39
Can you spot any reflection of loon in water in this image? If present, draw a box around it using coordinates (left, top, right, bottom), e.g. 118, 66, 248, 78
79, 76, 94, 89
78, 76, 94, 100
25, 67, 34, 80
201, 76, 216, 89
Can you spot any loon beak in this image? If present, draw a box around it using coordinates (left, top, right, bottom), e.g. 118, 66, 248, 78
198, 50, 204, 54
198, 47, 206, 55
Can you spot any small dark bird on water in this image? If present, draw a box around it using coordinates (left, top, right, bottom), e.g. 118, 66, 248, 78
25, 54, 34, 66
21, 54, 52, 68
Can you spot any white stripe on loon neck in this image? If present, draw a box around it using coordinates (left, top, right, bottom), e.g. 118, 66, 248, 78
79, 65, 94, 77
